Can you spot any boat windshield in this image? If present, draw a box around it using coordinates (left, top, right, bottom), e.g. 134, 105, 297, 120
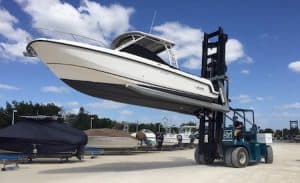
111, 31, 179, 69
179, 126, 197, 134
142, 129, 153, 134
121, 44, 168, 66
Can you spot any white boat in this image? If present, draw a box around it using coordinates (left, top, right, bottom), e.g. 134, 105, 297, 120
177, 125, 198, 144
131, 129, 156, 146
25, 31, 228, 114
163, 126, 179, 146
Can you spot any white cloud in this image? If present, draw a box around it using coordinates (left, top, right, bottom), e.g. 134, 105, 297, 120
226, 39, 244, 64
0, 83, 20, 90
271, 111, 300, 121
288, 61, 300, 73
153, 22, 247, 69
234, 95, 271, 104
67, 108, 80, 114
243, 56, 253, 64
260, 33, 269, 39
259, 33, 278, 40
183, 58, 201, 70
153, 22, 203, 70
233, 94, 252, 103
0, 7, 36, 62
0, 8, 28, 41
282, 102, 300, 109
1, 0, 133, 62
120, 109, 133, 116
16, 0, 134, 45
41, 86, 68, 93
87, 100, 126, 110
241, 69, 250, 75
66, 101, 79, 107
256, 97, 264, 101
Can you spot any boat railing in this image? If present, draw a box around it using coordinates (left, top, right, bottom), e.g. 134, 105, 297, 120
29, 28, 108, 48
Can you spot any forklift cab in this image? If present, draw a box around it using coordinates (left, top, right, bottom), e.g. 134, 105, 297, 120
223, 108, 258, 143
221, 107, 273, 168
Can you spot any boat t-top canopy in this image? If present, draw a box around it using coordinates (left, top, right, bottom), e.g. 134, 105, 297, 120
111, 31, 175, 54
111, 31, 178, 68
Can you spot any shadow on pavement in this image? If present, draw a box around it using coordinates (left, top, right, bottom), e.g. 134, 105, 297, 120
40, 157, 198, 174
23, 159, 82, 164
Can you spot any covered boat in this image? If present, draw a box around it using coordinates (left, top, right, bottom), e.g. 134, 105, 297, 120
0, 117, 87, 158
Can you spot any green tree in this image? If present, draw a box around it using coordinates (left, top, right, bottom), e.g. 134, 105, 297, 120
282, 128, 290, 140
0, 101, 63, 128
274, 129, 282, 140
0, 107, 10, 128
180, 121, 197, 127
263, 128, 274, 134
71, 107, 90, 130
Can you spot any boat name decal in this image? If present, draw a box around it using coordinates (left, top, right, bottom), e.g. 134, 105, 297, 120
195, 86, 205, 91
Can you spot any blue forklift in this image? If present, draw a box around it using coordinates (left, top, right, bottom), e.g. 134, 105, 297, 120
222, 108, 273, 167
193, 28, 273, 168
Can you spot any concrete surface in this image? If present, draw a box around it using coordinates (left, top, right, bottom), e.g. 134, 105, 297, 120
0, 143, 299, 183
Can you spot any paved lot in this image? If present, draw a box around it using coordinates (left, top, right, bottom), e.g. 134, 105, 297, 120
1, 143, 299, 183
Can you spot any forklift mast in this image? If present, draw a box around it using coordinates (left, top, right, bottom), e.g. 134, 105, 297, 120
196, 27, 229, 163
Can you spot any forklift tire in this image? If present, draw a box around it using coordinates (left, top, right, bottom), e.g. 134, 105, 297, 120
265, 145, 273, 164
231, 147, 249, 168
224, 147, 233, 167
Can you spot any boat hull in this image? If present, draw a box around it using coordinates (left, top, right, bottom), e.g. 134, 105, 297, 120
163, 134, 179, 146
27, 39, 228, 114
62, 79, 217, 114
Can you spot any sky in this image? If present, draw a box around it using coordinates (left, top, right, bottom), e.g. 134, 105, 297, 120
0, 0, 300, 129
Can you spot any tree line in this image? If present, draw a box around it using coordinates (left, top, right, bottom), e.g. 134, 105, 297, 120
0, 101, 169, 132
0, 101, 298, 138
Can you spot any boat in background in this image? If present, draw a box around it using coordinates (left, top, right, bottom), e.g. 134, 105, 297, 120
177, 125, 198, 145
25, 30, 228, 115
131, 129, 156, 147
163, 125, 179, 146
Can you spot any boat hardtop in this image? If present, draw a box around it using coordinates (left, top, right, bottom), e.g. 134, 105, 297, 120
111, 31, 175, 52
111, 31, 178, 68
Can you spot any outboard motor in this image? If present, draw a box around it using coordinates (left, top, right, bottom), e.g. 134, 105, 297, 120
177, 134, 183, 148
189, 134, 195, 147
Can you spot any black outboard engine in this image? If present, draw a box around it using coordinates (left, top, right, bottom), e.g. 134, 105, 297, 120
177, 134, 183, 148
189, 134, 195, 147
156, 132, 164, 150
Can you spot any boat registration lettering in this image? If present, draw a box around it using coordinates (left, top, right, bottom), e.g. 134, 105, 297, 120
195, 86, 204, 90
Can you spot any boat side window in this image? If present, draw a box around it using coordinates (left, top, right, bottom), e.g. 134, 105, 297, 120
143, 129, 152, 133
179, 128, 184, 133
121, 44, 169, 66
